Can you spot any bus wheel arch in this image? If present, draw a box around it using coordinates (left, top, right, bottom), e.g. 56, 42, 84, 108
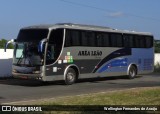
127, 64, 138, 79
64, 65, 80, 85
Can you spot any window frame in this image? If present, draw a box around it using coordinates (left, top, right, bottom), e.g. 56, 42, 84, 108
64, 29, 153, 48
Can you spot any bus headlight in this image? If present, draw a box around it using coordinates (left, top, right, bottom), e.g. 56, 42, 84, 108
32, 71, 41, 74
12, 69, 18, 73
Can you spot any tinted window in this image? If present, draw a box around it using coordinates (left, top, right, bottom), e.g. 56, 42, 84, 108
97, 34, 103, 47
17, 29, 49, 42
85, 32, 96, 46
134, 35, 146, 48
71, 30, 81, 46
47, 29, 63, 65
81, 31, 88, 46
124, 34, 153, 48
140, 37, 145, 48
75, 30, 96, 47
103, 33, 110, 47
65, 29, 153, 48
97, 33, 110, 47
111, 34, 123, 47
124, 34, 134, 47
65, 30, 71, 47
134, 36, 140, 47
146, 36, 153, 48
65, 30, 81, 46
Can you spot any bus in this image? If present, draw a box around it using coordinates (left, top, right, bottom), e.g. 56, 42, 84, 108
5, 23, 154, 85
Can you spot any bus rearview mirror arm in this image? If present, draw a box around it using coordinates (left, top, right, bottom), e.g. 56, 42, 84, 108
38, 38, 48, 53
4, 39, 16, 52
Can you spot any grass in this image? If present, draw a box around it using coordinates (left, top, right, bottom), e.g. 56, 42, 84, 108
38, 87, 160, 105
9, 87, 160, 114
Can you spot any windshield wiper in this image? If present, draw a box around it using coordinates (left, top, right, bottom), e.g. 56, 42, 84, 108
17, 53, 23, 65
16, 43, 33, 66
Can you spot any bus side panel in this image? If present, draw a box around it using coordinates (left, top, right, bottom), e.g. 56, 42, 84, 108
45, 47, 154, 81
94, 48, 131, 74
45, 47, 122, 78
96, 48, 154, 75
45, 47, 132, 80
130, 48, 154, 74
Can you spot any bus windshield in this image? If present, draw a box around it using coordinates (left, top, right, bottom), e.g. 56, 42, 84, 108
13, 42, 42, 66
13, 28, 64, 66
17, 29, 49, 42
13, 29, 49, 66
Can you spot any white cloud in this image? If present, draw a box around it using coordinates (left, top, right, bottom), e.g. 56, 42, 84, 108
108, 12, 124, 18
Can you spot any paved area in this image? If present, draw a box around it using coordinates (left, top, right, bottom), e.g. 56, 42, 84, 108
0, 74, 160, 104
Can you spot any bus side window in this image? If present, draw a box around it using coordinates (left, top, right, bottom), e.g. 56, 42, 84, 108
97, 34, 103, 47
102, 33, 110, 47
117, 34, 123, 47
134, 36, 140, 48
81, 31, 88, 46
135, 35, 145, 48
47, 29, 63, 64
46, 45, 54, 60
86, 32, 96, 47
146, 36, 153, 48
96, 33, 110, 47
65, 30, 71, 47
50, 45, 55, 59
124, 35, 129, 47
111, 34, 123, 47
71, 30, 81, 46
124, 34, 134, 48
140, 37, 146, 48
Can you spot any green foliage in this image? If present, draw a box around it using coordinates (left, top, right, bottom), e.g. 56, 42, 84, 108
0, 39, 14, 49
154, 62, 160, 72
154, 40, 160, 53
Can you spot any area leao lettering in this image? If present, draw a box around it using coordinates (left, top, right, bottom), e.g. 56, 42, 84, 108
78, 50, 102, 56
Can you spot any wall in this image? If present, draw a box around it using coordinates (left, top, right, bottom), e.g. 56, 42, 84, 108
0, 49, 13, 77
155, 53, 160, 65
0, 49, 160, 77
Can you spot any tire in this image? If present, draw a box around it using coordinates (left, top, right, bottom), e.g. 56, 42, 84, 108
128, 66, 137, 79
65, 68, 77, 85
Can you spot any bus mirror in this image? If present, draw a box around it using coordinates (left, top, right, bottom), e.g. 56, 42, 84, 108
38, 38, 48, 53
4, 39, 16, 52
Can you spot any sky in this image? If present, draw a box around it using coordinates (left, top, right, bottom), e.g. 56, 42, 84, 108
0, 0, 160, 40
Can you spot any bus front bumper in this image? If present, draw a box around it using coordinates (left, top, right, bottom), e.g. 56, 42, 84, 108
12, 72, 43, 80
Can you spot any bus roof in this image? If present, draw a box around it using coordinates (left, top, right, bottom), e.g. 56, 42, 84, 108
22, 23, 153, 36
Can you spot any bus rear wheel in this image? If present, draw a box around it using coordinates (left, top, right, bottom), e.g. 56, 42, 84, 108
65, 68, 77, 85
128, 65, 137, 79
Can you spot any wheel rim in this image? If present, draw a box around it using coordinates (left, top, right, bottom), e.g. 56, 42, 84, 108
66, 72, 74, 82
130, 68, 136, 77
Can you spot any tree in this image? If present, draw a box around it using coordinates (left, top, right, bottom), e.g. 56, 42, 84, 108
0, 39, 14, 49
154, 40, 160, 53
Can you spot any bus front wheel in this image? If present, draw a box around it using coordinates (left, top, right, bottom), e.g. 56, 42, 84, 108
65, 68, 77, 85
128, 65, 137, 79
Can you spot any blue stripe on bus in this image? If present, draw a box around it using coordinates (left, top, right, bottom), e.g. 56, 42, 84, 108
98, 58, 128, 73
93, 48, 131, 73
